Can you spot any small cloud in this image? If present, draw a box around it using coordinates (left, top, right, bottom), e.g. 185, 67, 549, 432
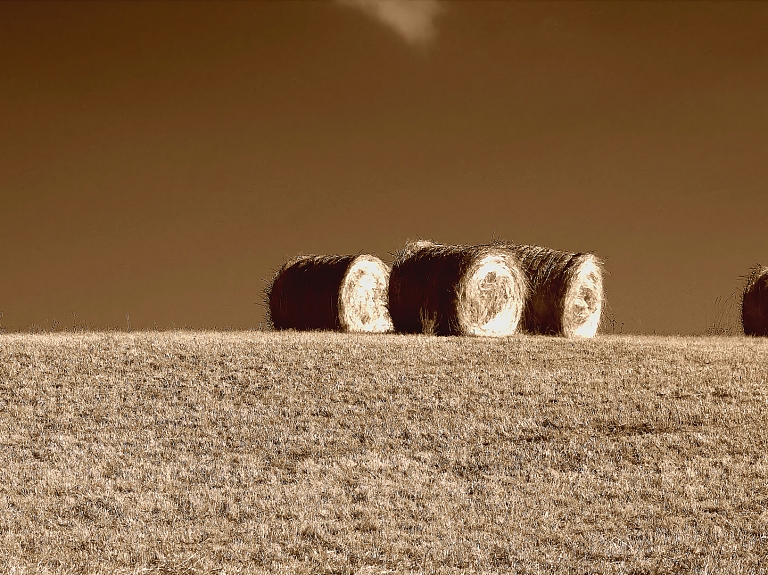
339, 0, 443, 46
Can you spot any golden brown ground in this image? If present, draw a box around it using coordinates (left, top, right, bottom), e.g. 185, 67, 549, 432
1, 332, 767, 574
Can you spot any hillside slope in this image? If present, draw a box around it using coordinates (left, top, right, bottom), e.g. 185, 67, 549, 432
1, 332, 767, 574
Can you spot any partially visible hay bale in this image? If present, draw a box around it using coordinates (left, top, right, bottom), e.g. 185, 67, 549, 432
268, 254, 393, 332
501, 243, 604, 338
741, 264, 768, 336
388, 241, 528, 336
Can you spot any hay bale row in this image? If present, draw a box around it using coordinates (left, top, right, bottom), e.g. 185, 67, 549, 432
501, 243, 604, 338
266, 241, 605, 338
267, 254, 393, 333
742, 264, 768, 336
388, 241, 528, 337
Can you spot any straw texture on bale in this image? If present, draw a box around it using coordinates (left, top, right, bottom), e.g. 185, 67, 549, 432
501, 243, 604, 338
742, 265, 768, 336
388, 241, 528, 337
268, 254, 393, 332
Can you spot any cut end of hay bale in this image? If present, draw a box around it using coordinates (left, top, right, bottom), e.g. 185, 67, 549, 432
267, 253, 393, 333
339, 255, 394, 333
742, 264, 768, 337
389, 241, 527, 337
561, 254, 604, 338
457, 253, 527, 337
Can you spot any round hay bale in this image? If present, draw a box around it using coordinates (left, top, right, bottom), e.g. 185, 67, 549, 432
267, 254, 393, 332
741, 264, 768, 336
502, 244, 604, 338
388, 241, 528, 336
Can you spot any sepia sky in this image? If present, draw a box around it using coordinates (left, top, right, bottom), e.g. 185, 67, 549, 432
2, 1, 767, 334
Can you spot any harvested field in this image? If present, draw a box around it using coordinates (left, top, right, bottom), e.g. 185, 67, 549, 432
1, 332, 768, 574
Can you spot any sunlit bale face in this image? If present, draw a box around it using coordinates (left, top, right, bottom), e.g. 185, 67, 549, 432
562, 255, 604, 338
456, 254, 526, 337
339, 255, 394, 333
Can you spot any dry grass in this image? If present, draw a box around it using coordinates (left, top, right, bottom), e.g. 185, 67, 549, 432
337, 255, 393, 333
1, 331, 768, 574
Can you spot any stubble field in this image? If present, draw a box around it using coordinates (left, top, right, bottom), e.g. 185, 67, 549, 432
1, 331, 767, 574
